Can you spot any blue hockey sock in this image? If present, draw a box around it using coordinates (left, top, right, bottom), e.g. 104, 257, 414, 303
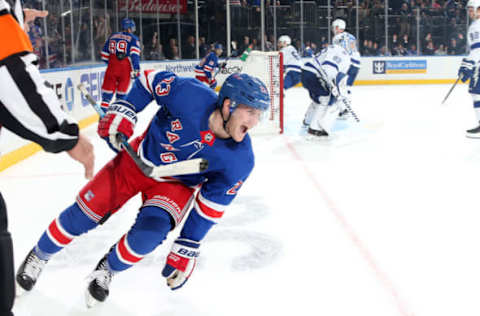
36, 203, 97, 258
107, 207, 172, 272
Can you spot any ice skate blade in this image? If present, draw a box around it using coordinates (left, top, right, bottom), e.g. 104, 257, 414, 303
85, 289, 102, 308
16, 282, 27, 297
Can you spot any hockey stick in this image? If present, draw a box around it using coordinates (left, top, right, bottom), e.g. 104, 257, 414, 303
213, 56, 231, 80
317, 66, 360, 122
441, 77, 460, 105
77, 83, 208, 178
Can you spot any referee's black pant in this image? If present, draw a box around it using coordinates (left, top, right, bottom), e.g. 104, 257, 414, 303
0, 192, 14, 316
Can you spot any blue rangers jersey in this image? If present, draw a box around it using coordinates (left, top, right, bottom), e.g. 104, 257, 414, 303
101, 31, 141, 71
121, 70, 255, 239
194, 51, 219, 82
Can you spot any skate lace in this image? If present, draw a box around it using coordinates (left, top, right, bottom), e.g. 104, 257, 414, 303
87, 261, 113, 290
24, 252, 47, 280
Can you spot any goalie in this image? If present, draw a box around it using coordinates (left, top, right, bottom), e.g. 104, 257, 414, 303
16, 72, 270, 307
301, 43, 352, 137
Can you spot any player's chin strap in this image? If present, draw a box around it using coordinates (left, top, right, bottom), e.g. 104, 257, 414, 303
219, 99, 237, 135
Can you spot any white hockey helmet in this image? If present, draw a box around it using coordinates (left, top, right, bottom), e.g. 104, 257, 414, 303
468, 0, 480, 16
278, 35, 291, 46
332, 19, 346, 34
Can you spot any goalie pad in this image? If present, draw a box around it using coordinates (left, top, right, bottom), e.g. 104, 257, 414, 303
309, 102, 341, 135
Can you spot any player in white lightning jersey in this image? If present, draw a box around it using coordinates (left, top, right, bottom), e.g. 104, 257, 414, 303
278, 35, 302, 90
331, 19, 361, 119
460, 0, 480, 138
301, 44, 351, 137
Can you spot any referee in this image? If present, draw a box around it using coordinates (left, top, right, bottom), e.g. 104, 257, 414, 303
0, 1, 95, 315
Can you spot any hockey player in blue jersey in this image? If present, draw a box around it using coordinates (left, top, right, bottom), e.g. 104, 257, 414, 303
15, 71, 270, 307
277, 35, 302, 90
100, 18, 141, 110
301, 44, 352, 137
194, 43, 226, 89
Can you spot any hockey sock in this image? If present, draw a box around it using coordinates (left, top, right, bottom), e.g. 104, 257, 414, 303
107, 207, 172, 272
36, 202, 97, 259
474, 104, 480, 123
101, 92, 114, 111
0, 193, 14, 316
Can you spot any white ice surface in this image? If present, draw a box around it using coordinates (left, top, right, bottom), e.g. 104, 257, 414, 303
3, 83, 480, 316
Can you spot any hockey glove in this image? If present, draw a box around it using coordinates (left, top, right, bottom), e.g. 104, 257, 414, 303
131, 70, 140, 79
97, 102, 137, 151
458, 58, 475, 83
209, 79, 217, 89
161, 238, 200, 291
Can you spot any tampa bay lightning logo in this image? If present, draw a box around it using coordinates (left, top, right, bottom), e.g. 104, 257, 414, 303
373, 61, 385, 74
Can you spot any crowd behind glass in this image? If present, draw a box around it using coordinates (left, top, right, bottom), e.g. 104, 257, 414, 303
23, 0, 469, 69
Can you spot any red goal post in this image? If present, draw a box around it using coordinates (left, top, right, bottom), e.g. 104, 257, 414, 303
241, 50, 284, 134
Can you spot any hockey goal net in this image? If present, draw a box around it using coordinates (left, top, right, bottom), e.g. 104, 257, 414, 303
241, 50, 284, 134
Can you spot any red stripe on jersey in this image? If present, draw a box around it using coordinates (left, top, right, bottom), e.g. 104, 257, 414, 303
117, 235, 142, 263
48, 219, 73, 246
166, 253, 190, 272
196, 195, 224, 219
131, 48, 140, 54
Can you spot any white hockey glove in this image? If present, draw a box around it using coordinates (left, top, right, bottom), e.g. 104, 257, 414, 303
97, 102, 137, 151
458, 58, 474, 83
161, 238, 200, 290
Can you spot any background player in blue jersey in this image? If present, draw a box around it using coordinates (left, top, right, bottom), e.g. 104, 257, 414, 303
16, 72, 270, 307
194, 43, 226, 89
100, 18, 141, 111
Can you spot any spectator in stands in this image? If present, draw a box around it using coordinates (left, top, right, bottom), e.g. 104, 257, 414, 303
447, 37, 460, 55
401, 34, 410, 49
378, 45, 391, 56
434, 43, 447, 55
399, 2, 411, 36
199, 36, 208, 58
407, 44, 419, 56
164, 37, 178, 60
182, 35, 196, 59
390, 33, 399, 51
423, 40, 435, 55
456, 32, 466, 53
147, 32, 165, 60
171, 45, 180, 60
231, 40, 239, 57
393, 43, 408, 56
